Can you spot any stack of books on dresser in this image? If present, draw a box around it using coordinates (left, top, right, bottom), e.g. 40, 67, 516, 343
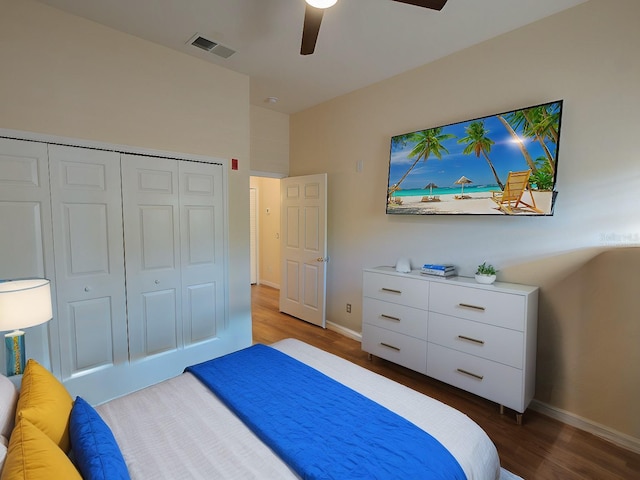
421, 263, 456, 277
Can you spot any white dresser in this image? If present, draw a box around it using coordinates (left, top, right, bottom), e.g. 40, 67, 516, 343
362, 267, 538, 422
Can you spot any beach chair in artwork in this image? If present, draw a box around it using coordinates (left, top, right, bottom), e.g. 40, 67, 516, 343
491, 170, 542, 214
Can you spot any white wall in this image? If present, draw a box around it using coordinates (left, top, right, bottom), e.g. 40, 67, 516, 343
0, 0, 252, 354
290, 0, 640, 444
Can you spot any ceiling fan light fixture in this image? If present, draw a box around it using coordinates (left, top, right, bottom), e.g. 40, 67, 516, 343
305, 0, 337, 9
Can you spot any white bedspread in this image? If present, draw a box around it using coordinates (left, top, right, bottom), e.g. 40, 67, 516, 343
97, 339, 500, 479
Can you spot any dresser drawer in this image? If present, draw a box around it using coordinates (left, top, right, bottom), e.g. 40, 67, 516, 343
428, 312, 523, 368
427, 343, 525, 412
429, 282, 525, 330
363, 298, 427, 339
362, 324, 427, 374
363, 271, 428, 310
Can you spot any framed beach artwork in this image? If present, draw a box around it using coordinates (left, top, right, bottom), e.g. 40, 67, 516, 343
386, 100, 563, 215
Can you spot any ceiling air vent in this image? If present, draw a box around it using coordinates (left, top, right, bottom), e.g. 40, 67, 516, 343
188, 34, 236, 59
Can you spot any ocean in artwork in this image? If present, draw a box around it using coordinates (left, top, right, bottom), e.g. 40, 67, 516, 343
392, 185, 498, 197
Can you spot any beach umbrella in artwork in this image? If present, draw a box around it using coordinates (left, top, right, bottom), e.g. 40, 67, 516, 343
424, 182, 438, 195
454, 176, 473, 196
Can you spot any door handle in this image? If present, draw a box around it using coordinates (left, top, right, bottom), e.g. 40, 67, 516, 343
316, 257, 329, 263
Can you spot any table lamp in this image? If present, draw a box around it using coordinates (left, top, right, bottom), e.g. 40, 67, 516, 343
0, 278, 53, 376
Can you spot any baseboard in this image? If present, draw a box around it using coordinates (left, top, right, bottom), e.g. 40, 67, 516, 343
326, 322, 362, 342
530, 400, 640, 454
257, 279, 280, 289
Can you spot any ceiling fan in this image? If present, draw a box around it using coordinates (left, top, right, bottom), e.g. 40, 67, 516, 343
301, 0, 448, 55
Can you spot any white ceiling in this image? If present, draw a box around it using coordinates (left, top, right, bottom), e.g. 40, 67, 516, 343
36, 0, 588, 114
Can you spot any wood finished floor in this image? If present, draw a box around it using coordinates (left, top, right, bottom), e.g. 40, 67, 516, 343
251, 284, 640, 479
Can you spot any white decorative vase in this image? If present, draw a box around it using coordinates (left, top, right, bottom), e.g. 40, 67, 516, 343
475, 274, 496, 284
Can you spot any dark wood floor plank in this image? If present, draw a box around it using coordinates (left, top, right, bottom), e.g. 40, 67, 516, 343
251, 284, 640, 479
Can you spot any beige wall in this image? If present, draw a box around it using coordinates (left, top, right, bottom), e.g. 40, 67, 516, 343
249, 105, 287, 288
290, 0, 640, 444
249, 177, 282, 288
0, 0, 252, 350
250, 105, 289, 176
502, 247, 640, 440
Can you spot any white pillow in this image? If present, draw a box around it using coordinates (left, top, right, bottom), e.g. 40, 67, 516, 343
0, 435, 7, 473
0, 375, 18, 439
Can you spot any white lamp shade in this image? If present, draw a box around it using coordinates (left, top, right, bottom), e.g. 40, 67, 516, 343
306, 0, 338, 8
0, 279, 53, 331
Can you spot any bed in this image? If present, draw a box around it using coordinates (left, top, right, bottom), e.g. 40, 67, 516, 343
0, 338, 503, 480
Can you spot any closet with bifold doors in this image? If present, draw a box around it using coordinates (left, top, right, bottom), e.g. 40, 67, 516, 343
0, 137, 228, 405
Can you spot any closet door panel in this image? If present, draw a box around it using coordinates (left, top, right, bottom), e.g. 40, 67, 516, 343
140, 205, 177, 269
48, 145, 127, 380
0, 202, 46, 275
122, 155, 181, 361
180, 162, 225, 345
0, 139, 54, 369
63, 204, 110, 274
186, 283, 216, 342
67, 298, 114, 370
142, 289, 178, 355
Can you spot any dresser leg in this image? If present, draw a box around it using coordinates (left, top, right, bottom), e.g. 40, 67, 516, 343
500, 405, 523, 424
367, 353, 373, 361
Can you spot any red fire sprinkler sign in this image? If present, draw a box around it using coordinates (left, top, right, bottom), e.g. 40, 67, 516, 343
231, 158, 238, 170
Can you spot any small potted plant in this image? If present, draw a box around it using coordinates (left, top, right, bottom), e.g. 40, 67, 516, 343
475, 262, 497, 284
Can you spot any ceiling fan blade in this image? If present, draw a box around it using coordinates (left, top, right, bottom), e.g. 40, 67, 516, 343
301, 4, 324, 55
392, 0, 448, 11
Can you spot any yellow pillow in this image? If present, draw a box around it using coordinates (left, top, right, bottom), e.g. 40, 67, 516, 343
14, 359, 73, 453
0, 418, 81, 480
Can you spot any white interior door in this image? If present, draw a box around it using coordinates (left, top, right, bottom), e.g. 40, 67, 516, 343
279, 173, 327, 328
48, 145, 128, 388
0, 138, 55, 370
121, 155, 182, 361
122, 154, 226, 363
179, 160, 225, 345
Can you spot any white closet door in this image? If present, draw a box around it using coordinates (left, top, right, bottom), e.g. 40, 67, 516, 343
121, 155, 181, 361
0, 138, 55, 369
48, 145, 128, 383
180, 161, 225, 345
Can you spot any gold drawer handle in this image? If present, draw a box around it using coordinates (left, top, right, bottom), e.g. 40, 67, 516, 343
456, 368, 484, 381
457, 335, 485, 345
380, 342, 400, 352
381, 287, 402, 295
458, 303, 485, 312
380, 314, 401, 322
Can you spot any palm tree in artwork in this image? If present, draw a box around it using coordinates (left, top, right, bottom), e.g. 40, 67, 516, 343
523, 106, 560, 174
497, 115, 538, 173
388, 128, 455, 201
457, 121, 504, 190
504, 104, 561, 174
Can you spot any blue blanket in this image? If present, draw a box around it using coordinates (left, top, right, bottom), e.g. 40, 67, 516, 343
186, 344, 466, 480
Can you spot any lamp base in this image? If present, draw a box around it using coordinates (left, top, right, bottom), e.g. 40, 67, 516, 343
5, 330, 25, 376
